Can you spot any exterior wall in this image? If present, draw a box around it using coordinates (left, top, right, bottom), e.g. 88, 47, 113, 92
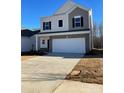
21, 36, 32, 52
37, 37, 41, 50
30, 35, 36, 51
41, 14, 69, 32
41, 7, 90, 32
49, 33, 90, 53
68, 7, 90, 30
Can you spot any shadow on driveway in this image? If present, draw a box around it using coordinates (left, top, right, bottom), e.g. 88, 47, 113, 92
46, 53, 84, 58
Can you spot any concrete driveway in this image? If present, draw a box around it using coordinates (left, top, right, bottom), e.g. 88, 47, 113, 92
22, 54, 81, 93
22, 54, 102, 93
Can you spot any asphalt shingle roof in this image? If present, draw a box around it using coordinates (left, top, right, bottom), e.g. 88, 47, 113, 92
21, 29, 40, 37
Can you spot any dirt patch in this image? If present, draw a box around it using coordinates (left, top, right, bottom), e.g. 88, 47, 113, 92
66, 49, 103, 84
21, 56, 38, 61
66, 58, 103, 84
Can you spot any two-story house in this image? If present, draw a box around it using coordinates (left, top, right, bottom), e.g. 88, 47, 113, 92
35, 0, 93, 54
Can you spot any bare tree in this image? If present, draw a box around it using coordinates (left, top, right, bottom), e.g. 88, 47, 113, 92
93, 22, 103, 49
99, 22, 103, 48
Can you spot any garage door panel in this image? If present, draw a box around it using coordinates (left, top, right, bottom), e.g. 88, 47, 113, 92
52, 38, 85, 53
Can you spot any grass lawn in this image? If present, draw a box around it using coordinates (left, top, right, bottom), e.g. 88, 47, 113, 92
66, 49, 103, 84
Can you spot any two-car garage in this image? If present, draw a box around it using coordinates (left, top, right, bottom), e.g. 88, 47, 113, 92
52, 38, 86, 54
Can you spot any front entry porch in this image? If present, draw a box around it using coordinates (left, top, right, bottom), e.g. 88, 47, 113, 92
35, 36, 50, 53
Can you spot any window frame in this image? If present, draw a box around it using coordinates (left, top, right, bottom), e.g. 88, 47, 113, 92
58, 20, 63, 27
74, 16, 81, 27
43, 22, 51, 30
42, 40, 45, 44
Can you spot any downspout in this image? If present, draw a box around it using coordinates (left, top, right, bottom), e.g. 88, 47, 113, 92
89, 9, 94, 49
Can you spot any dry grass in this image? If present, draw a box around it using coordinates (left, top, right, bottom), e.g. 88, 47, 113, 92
66, 56, 103, 84
21, 56, 38, 61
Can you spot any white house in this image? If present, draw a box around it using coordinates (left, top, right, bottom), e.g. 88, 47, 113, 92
21, 0, 93, 54
35, 0, 93, 54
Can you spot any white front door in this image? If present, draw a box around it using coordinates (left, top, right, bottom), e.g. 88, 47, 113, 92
40, 38, 48, 48
52, 38, 86, 53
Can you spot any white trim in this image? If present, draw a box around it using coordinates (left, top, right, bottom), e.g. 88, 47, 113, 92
37, 31, 90, 37
74, 16, 81, 27
74, 15, 81, 18
88, 9, 93, 50
89, 9, 93, 30
89, 9, 94, 49
66, 6, 90, 15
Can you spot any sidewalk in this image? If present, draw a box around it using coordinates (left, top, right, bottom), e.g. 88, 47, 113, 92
53, 80, 102, 93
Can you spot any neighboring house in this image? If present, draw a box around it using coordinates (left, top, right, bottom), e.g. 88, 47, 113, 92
35, 0, 93, 54
21, 29, 40, 52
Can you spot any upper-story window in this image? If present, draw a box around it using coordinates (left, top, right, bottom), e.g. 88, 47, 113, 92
72, 16, 83, 28
43, 21, 51, 30
58, 20, 63, 27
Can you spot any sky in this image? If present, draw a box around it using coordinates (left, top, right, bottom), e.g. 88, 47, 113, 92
21, 0, 103, 29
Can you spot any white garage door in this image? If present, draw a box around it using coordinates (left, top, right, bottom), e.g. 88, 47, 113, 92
52, 38, 85, 54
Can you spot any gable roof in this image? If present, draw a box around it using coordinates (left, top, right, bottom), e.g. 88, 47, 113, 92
21, 29, 40, 37
53, 0, 90, 15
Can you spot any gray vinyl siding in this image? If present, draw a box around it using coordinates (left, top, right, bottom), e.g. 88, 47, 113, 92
21, 36, 32, 52
48, 33, 90, 53
37, 37, 41, 50
68, 7, 90, 30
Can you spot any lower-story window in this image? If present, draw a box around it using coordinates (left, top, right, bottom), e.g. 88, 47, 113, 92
42, 40, 45, 44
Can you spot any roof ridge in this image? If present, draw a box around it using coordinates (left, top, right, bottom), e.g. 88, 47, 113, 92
53, 0, 90, 15
53, 0, 76, 15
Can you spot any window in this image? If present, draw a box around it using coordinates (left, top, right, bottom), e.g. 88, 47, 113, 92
72, 16, 83, 28
43, 21, 51, 30
42, 40, 45, 44
75, 17, 81, 27
58, 20, 63, 27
